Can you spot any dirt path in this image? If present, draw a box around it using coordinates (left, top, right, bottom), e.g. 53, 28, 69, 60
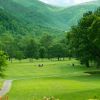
0, 80, 12, 96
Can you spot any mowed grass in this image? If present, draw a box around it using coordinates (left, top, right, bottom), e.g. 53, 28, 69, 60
5, 59, 84, 79
7, 77, 100, 100
2, 59, 100, 100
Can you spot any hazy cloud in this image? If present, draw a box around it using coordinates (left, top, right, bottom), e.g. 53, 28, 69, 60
39, 0, 96, 6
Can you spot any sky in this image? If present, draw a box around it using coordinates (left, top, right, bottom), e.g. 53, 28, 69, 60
39, 0, 96, 6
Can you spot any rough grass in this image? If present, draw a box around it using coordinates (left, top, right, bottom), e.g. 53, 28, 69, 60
2, 59, 100, 100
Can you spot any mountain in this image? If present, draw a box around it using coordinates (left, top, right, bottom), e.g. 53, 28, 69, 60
0, 0, 65, 37
0, 0, 100, 36
0, 0, 61, 29
57, 0, 100, 30
0, 8, 30, 35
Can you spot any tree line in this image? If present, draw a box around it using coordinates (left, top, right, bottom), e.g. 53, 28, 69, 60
0, 33, 67, 62
0, 7, 100, 70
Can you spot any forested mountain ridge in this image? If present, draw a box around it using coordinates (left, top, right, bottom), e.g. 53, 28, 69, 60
0, 8, 63, 37
0, 0, 100, 34
57, 0, 100, 30
0, 8, 30, 35
0, 0, 62, 30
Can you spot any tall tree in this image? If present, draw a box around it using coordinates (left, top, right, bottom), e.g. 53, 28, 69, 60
0, 32, 15, 62
67, 8, 100, 67
25, 38, 39, 61
39, 46, 46, 59
48, 43, 66, 61
40, 34, 53, 48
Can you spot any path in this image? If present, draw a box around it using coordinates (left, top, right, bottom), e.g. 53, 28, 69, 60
0, 80, 12, 96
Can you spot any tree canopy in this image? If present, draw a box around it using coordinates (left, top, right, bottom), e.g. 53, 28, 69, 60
67, 8, 100, 67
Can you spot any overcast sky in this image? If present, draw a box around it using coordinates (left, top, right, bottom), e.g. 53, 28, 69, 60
39, 0, 96, 6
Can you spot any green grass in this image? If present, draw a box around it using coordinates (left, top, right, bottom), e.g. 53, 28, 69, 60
7, 77, 100, 100
5, 59, 83, 79
2, 59, 100, 100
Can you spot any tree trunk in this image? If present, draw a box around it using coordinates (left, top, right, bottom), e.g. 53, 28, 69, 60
58, 57, 60, 61
9, 57, 12, 63
85, 60, 90, 68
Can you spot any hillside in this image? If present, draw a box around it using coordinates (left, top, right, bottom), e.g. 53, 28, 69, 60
0, 0, 100, 35
0, 0, 60, 29
0, 8, 30, 35
57, 0, 100, 30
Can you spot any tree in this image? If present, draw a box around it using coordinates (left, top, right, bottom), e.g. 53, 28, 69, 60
25, 39, 39, 61
39, 47, 46, 59
0, 51, 7, 77
15, 51, 24, 61
67, 8, 100, 67
40, 34, 53, 58
40, 34, 53, 48
48, 43, 66, 61
0, 32, 15, 62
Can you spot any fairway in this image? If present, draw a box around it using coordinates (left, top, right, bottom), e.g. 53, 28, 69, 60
1, 59, 100, 100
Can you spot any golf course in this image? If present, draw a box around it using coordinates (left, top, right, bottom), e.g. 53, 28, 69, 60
0, 59, 100, 100
0, 0, 100, 100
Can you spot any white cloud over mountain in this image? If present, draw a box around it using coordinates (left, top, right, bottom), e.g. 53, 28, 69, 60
39, 0, 96, 6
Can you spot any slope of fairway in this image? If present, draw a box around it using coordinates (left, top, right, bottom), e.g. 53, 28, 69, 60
5, 59, 84, 79
2, 59, 100, 100
7, 77, 100, 100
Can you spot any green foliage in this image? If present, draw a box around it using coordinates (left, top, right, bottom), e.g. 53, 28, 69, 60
48, 43, 66, 60
0, 0, 99, 36
0, 8, 29, 35
39, 47, 46, 59
67, 8, 100, 67
0, 51, 7, 77
25, 39, 39, 59
0, 0, 100, 61
0, 0, 100, 32
40, 34, 53, 48
15, 51, 24, 60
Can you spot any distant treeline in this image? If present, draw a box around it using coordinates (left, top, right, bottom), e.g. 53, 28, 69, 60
0, 33, 67, 61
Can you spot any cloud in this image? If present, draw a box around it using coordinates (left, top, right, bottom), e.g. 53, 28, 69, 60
74, 0, 94, 4
39, 0, 96, 6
